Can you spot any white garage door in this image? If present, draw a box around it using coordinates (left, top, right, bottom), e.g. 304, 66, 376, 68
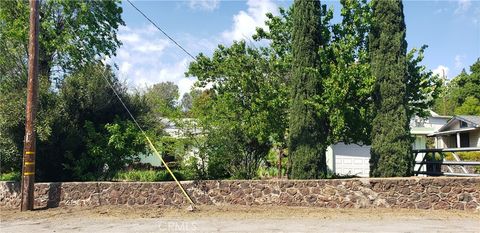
333, 143, 371, 177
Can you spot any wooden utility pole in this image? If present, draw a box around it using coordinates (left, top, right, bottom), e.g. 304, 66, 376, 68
21, 0, 40, 211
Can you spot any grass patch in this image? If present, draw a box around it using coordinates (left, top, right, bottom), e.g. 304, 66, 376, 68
114, 170, 185, 182
0, 171, 20, 181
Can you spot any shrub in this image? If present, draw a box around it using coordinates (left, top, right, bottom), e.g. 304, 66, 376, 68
444, 151, 480, 173
0, 171, 20, 181
114, 169, 184, 182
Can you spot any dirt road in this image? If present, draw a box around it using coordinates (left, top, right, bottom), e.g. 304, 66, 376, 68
1, 205, 479, 232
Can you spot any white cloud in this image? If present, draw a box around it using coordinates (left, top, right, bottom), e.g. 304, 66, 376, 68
120, 61, 132, 74
454, 55, 465, 69
117, 32, 140, 43
432, 65, 450, 78
178, 77, 197, 97
189, 0, 220, 11
133, 40, 169, 53
222, 0, 278, 42
113, 0, 280, 97
455, 0, 472, 14
113, 26, 197, 97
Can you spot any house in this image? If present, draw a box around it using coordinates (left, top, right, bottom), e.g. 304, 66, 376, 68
428, 115, 480, 149
139, 118, 201, 167
326, 111, 451, 177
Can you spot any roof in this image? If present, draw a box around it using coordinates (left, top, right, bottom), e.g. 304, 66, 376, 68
428, 127, 478, 136
435, 115, 480, 133
429, 110, 451, 119
411, 127, 436, 135
456, 115, 480, 126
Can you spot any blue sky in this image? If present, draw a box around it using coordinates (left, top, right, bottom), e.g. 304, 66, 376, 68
111, 0, 480, 96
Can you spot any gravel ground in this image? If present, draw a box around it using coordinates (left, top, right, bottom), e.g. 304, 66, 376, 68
1, 205, 479, 232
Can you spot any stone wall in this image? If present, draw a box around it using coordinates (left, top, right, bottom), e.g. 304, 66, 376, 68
1, 177, 479, 210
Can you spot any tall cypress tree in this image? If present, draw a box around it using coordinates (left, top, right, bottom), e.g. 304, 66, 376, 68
289, 0, 328, 179
369, 0, 413, 177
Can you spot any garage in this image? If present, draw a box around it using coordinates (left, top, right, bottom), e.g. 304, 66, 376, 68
326, 142, 371, 177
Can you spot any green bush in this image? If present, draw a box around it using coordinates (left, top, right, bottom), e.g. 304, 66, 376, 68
180, 156, 204, 180
0, 171, 20, 181
444, 152, 480, 173
114, 169, 185, 182
444, 151, 480, 161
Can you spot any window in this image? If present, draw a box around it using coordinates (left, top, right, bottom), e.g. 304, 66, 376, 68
460, 121, 468, 128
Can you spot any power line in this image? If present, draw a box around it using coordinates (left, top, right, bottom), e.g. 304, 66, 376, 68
126, 0, 197, 61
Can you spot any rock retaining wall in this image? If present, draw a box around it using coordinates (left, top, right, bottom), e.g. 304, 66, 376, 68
1, 177, 479, 210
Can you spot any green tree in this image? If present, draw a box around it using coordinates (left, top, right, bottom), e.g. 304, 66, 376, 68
184, 0, 439, 180
144, 81, 180, 117
455, 96, 480, 115
406, 45, 442, 118
369, 0, 412, 177
254, 1, 376, 175
187, 41, 289, 179
38, 63, 147, 181
433, 59, 480, 116
288, 0, 328, 179
0, 0, 125, 177
255, 1, 439, 146
0, 0, 124, 79
180, 89, 202, 115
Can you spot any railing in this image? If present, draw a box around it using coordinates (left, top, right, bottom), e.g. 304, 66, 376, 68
412, 147, 480, 177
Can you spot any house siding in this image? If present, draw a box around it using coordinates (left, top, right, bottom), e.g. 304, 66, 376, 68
470, 129, 480, 147
428, 117, 449, 130
449, 121, 461, 130
440, 135, 457, 148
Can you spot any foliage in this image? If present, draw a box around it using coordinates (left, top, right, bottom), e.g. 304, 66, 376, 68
327, 173, 359, 179
0, 171, 20, 181
445, 151, 480, 161
406, 46, 442, 118
144, 81, 181, 118
185, 0, 439, 180
187, 41, 289, 179
255, 0, 375, 178
0, 0, 124, 79
434, 59, 480, 116
256, 147, 288, 179
155, 136, 191, 164
288, 0, 328, 179
180, 156, 202, 180
0, 0, 446, 181
0, 0, 131, 179
180, 89, 202, 115
444, 151, 480, 173
42, 64, 147, 181
114, 169, 185, 182
369, 0, 413, 177
455, 96, 480, 115
319, 0, 374, 145
63, 119, 145, 181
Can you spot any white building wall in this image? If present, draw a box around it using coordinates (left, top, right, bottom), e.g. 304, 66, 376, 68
470, 129, 480, 147
327, 142, 371, 177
